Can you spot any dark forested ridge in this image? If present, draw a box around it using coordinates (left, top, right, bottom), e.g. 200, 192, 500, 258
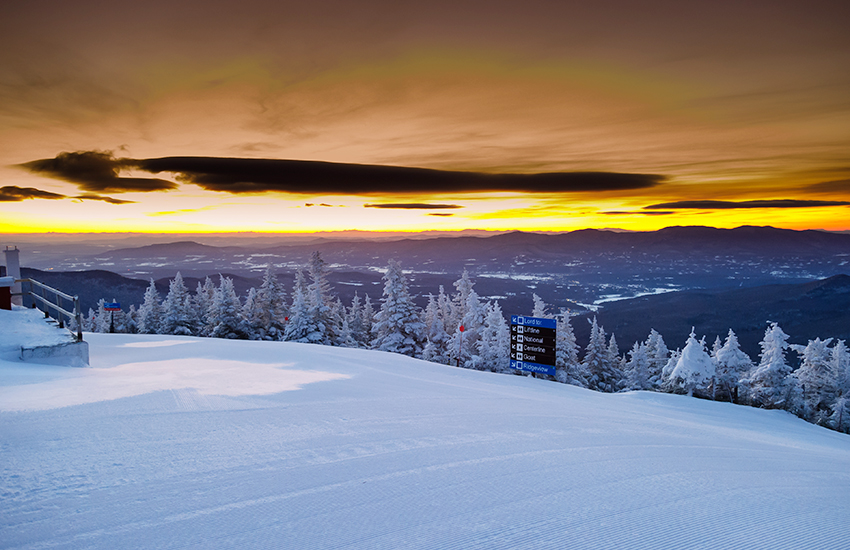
578, 274, 850, 360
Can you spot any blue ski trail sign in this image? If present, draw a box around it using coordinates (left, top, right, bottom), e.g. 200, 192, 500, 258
510, 315, 557, 376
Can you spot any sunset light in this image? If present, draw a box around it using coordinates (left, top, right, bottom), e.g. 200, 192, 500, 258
1, 1, 849, 234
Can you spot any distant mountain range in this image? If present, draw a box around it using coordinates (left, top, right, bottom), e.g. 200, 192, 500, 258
10, 225, 850, 357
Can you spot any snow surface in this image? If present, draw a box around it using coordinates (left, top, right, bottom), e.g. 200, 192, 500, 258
2, 333, 850, 549
0, 307, 76, 358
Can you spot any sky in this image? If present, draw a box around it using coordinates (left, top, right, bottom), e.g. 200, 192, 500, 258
1, 0, 849, 234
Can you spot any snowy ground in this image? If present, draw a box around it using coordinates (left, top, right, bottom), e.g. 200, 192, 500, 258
2, 333, 850, 549
0, 307, 75, 359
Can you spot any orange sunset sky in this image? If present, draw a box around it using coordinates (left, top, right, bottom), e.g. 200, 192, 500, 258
1, 0, 849, 234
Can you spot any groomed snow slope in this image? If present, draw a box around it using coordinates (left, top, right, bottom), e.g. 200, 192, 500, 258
2, 334, 849, 549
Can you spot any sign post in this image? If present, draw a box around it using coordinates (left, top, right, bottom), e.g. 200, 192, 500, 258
104, 302, 121, 333
509, 315, 557, 376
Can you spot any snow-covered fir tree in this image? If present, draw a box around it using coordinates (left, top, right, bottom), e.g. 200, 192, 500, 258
475, 301, 510, 372
254, 266, 288, 340
422, 292, 451, 364
789, 338, 836, 424
194, 277, 216, 337
828, 342, 850, 433
443, 271, 480, 367
713, 329, 752, 403
661, 348, 681, 382
666, 330, 715, 398
625, 341, 652, 391
337, 317, 359, 348
644, 329, 669, 390
239, 287, 263, 340
330, 298, 347, 346
447, 269, 475, 332
344, 292, 371, 348
284, 270, 312, 343
831, 339, 850, 398
95, 298, 111, 333
208, 275, 245, 339
555, 309, 585, 386
84, 308, 97, 332
123, 304, 139, 334
161, 272, 195, 336
604, 334, 624, 391
531, 293, 548, 318
138, 278, 164, 334
304, 252, 337, 344
743, 322, 792, 409
371, 260, 425, 357
449, 290, 487, 368
584, 317, 618, 392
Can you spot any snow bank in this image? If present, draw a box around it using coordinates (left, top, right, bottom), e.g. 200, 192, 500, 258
2, 333, 849, 549
0, 307, 75, 357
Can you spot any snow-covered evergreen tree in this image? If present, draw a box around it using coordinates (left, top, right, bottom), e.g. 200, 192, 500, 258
161, 272, 195, 336
830, 396, 850, 434
283, 270, 312, 342
584, 317, 612, 391
345, 292, 371, 348
828, 342, 850, 432
239, 287, 263, 340
531, 293, 548, 318
138, 278, 163, 334
450, 288, 488, 369
337, 317, 359, 348
448, 269, 475, 332
304, 252, 336, 344
831, 340, 850, 399
208, 275, 245, 339
625, 341, 652, 391
362, 294, 375, 342
422, 292, 450, 364
475, 301, 510, 372
329, 298, 346, 346
555, 310, 585, 386
95, 298, 112, 333
713, 329, 753, 403
123, 304, 139, 334
603, 334, 624, 391
644, 329, 669, 390
790, 338, 836, 423
84, 307, 97, 332
667, 330, 715, 398
254, 266, 288, 340
743, 322, 792, 409
661, 348, 681, 383
195, 277, 216, 337
371, 260, 425, 357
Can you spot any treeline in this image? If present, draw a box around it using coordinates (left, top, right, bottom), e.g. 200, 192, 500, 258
83, 252, 850, 435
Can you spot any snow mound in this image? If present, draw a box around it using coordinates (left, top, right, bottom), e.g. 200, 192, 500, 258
2, 333, 849, 549
0, 306, 75, 357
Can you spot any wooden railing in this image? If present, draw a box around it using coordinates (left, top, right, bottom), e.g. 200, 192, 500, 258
16, 278, 83, 342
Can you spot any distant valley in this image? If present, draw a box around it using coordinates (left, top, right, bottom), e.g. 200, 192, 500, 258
8, 225, 850, 356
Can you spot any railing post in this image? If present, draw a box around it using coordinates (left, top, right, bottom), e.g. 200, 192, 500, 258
74, 295, 83, 342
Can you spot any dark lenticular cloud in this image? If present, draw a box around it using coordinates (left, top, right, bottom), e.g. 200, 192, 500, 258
364, 203, 463, 209
0, 186, 66, 202
73, 193, 135, 204
644, 199, 850, 210
21, 152, 666, 196
21, 151, 177, 193
602, 210, 674, 215
131, 156, 665, 195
